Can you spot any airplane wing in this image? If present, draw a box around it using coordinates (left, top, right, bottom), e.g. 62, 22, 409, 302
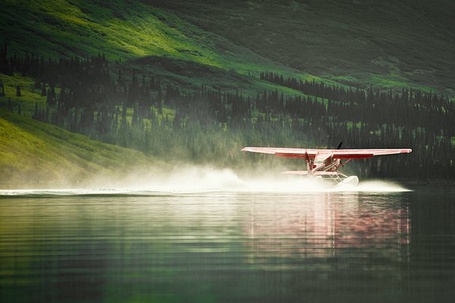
330, 148, 412, 159
241, 147, 412, 159
241, 147, 313, 159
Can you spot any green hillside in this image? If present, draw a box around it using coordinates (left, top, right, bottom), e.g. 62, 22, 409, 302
2, 0, 454, 95
151, 0, 455, 96
0, 109, 163, 188
0, 0, 294, 74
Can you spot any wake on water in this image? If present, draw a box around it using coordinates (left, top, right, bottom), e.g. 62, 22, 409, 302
0, 167, 410, 197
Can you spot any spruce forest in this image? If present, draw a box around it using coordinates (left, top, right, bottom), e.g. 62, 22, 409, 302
1, 47, 454, 181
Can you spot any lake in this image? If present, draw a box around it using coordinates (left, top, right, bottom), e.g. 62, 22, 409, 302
1, 174, 454, 303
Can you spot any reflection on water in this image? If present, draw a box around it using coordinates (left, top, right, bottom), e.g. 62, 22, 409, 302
244, 193, 410, 266
0, 187, 454, 303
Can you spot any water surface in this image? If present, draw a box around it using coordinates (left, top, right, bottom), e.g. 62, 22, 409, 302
1, 182, 454, 303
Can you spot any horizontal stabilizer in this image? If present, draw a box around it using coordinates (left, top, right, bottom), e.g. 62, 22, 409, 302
282, 171, 309, 175
312, 171, 339, 176
282, 171, 339, 176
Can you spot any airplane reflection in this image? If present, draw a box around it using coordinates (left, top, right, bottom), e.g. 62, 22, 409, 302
243, 193, 410, 265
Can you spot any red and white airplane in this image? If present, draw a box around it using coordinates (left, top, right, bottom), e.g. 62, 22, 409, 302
241, 143, 412, 186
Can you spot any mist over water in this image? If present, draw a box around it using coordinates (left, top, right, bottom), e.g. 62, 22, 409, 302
0, 166, 409, 196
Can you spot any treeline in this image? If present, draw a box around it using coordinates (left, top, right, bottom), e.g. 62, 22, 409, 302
260, 72, 455, 179
1, 45, 454, 180
260, 71, 453, 132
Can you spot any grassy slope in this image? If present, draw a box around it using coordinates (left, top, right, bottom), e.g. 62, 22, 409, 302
3, 0, 452, 94
151, 0, 455, 96
1, 0, 315, 96
0, 0, 291, 72
0, 73, 49, 116
2, 0, 454, 94
0, 109, 164, 187
0, 0, 292, 186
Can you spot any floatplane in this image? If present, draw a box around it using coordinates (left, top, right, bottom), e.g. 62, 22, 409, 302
241, 143, 412, 187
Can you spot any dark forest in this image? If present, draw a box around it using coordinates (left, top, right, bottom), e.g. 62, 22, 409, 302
1, 47, 454, 181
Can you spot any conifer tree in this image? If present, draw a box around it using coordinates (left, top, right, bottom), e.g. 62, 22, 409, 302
0, 80, 4, 97
7, 98, 13, 111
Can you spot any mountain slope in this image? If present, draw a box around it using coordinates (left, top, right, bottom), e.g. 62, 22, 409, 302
0, 0, 290, 74
0, 109, 163, 187
1, 0, 313, 97
2, 0, 454, 95
150, 0, 455, 95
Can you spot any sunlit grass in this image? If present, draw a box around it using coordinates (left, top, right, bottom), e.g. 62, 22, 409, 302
0, 74, 48, 116
0, 109, 163, 186
1, 0, 238, 69
0, 0, 303, 81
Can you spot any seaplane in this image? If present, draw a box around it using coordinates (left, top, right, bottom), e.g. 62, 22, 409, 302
241, 143, 412, 187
